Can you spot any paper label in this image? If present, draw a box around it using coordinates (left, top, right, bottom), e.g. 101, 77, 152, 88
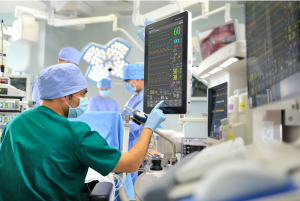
263, 121, 274, 141
229, 132, 233, 140
228, 104, 234, 110
239, 102, 246, 109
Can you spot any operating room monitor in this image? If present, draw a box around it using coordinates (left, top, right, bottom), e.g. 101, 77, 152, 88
6, 74, 31, 101
144, 11, 192, 114
246, 1, 300, 108
207, 83, 227, 140
196, 21, 237, 62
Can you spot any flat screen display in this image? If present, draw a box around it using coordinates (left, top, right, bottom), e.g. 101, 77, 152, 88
10, 78, 27, 92
246, 1, 300, 108
197, 22, 236, 62
144, 11, 190, 114
207, 83, 227, 140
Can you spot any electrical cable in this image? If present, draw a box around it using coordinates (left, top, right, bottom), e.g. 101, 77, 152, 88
114, 171, 138, 201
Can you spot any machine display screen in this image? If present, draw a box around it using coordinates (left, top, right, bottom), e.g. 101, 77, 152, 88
208, 83, 227, 140
10, 78, 27, 92
197, 22, 236, 62
246, 1, 300, 108
144, 11, 189, 114
0, 88, 8, 95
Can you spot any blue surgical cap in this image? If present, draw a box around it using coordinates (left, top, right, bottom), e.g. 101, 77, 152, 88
38, 63, 89, 100
122, 64, 144, 80
58, 47, 81, 66
97, 77, 111, 88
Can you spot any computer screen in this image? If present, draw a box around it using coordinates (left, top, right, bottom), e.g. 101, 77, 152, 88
197, 21, 237, 62
10, 78, 27, 92
207, 83, 227, 140
5, 74, 31, 101
246, 1, 300, 108
144, 11, 192, 114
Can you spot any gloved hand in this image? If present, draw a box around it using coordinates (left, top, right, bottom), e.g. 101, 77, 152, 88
144, 100, 166, 132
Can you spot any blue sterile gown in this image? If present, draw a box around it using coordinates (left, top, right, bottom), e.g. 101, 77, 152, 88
122, 89, 144, 184
87, 95, 120, 112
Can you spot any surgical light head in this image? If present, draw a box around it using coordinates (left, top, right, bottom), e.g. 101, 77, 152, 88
58, 47, 82, 66
81, 38, 132, 85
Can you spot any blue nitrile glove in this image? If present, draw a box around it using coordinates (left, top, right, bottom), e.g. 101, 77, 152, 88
144, 100, 166, 132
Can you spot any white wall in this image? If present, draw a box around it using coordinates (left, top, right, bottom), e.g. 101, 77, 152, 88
0, 4, 245, 138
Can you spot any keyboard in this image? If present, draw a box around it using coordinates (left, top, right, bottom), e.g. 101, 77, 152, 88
175, 137, 245, 183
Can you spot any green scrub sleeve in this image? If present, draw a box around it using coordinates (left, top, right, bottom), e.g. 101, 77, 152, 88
76, 130, 122, 176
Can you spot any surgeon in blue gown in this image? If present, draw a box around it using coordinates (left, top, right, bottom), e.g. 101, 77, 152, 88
32, 47, 81, 106
87, 77, 120, 112
122, 64, 145, 184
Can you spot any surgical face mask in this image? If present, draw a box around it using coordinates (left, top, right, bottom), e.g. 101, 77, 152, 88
65, 94, 88, 118
125, 80, 137, 92
99, 90, 110, 97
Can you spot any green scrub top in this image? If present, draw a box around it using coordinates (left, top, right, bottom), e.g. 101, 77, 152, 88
0, 106, 121, 201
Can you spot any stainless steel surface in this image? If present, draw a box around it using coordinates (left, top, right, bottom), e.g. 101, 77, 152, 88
154, 129, 177, 165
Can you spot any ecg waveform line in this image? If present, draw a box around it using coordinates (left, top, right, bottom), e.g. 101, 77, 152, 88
148, 76, 170, 83
248, 40, 285, 66
148, 47, 170, 55
149, 42, 170, 50
247, 2, 282, 28
247, 5, 284, 34
247, 22, 285, 49
248, 32, 284, 57
148, 65, 169, 70
149, 37, 170, 44
148, 60, 169, 66
148, 53, 170, 60
148, 71, 169, 75
150, 30, 170, 38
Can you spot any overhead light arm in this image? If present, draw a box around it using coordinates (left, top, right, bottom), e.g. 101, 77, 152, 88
132, 0, 202, 27
14, 6, 143, 52
192, 3, 231, 22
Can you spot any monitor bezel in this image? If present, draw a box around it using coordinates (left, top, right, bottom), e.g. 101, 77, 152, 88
144, 11, 190, 114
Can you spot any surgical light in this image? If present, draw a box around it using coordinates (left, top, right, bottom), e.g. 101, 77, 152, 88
220, 57, 238, 68
81, 38, 132, 85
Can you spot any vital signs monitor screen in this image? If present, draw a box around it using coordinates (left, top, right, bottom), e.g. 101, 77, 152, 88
144, 11, 191, 114
246, 1, 300, 108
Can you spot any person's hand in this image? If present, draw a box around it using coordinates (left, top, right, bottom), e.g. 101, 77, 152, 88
144, 100, 166, 132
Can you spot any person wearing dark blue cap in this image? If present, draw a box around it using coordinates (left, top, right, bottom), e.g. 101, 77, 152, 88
87, 77, 120, 112
0, 63, 166, 200
31, 47, 82, 106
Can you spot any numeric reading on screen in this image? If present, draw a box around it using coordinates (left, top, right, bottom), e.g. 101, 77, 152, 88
246, 1, 300, 96
147, 20, 184, 108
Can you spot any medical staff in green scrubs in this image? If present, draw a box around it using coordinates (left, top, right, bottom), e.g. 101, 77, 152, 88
0, 63, 166, 201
